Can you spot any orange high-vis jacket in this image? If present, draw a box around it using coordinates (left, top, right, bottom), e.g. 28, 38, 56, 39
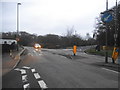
112, 47, 119, 61
73, 45, 77, 54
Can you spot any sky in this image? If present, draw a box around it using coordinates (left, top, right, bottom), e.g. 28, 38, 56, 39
1, 0, 119, 37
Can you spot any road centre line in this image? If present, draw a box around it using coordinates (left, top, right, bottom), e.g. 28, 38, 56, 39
38, 80, 48, 89
23, 83, 30, 90
102, 68, 119, 74
34, 73, 41, 79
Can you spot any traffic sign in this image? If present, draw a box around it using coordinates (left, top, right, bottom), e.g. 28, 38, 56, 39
101, 13, 113, 23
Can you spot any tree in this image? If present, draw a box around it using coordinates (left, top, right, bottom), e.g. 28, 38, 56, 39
93, 4, 120, 47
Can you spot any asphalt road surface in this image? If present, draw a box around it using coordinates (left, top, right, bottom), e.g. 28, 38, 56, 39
2, 47, 119, 89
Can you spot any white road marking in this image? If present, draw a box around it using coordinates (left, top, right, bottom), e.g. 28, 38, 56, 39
23, 83, 30, 90
22, 66, 31, 69
102, 68, 119, 74
31, 69, 36, 73
28, 53, 33, 56
39, 54, 42, 56
22, 75, 28, 83
15, 67, 48, 89
14, 68, 26, 74
38, 80, 48, 89
34, 73, 41, 79
14, 68, 21, 71
20, 69, 27, 74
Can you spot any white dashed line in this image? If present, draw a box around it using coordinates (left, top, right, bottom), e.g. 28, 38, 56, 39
14, 68, 21, 71
20, 69, 27, 74
31, 69, 36, 73
22, 66, 31, 69
15, 67, 48, 89
34, 73, 41, 79
38, 80, 48, 89
102, 68, 119, 74
14, 68, 26, 74
23, 83, 30, 90
22, 75, 28, 83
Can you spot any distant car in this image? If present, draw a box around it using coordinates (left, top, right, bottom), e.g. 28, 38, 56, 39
34, 43, 41, 50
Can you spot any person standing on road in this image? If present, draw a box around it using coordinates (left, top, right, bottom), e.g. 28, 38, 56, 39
73, 45, 77, 56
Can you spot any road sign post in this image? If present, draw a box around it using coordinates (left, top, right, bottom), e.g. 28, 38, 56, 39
101, 12, 113, 63
101, 9, 113, 63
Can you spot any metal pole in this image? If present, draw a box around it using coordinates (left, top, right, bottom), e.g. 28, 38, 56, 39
17, 3, 21, 51
115, 0, 118, 47
105, 0, 108, 63
17, 3, 19, 35
112, 0, 118, 63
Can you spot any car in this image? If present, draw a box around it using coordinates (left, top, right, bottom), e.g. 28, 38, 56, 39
34, 43, 41, 51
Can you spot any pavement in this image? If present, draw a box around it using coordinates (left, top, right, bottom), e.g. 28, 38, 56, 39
2, 47, 26, 76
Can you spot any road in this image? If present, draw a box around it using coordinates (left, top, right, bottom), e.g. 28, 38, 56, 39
2, 47, 119, 89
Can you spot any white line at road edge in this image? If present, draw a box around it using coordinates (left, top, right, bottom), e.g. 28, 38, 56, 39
23, 83, 30, 90
102, 68, 119, 74
38, 80, 48, 89
34, 73, 41, 79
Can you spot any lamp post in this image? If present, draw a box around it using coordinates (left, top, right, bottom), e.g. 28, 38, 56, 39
16, 3, 21, 51
105, 0, 108, 63
114, 0, 118, 47
112, 0, 118, 63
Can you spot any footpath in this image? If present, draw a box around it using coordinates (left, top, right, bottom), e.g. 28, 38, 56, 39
2, 47, 25, 76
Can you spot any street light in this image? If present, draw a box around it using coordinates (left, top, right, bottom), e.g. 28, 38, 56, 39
114, 0, 118, 47
112, 0, 118, 63
105, 0, 108, 63
16, 3, 21, 51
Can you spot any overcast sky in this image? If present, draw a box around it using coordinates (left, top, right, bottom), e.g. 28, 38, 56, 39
1, 0, 119, 37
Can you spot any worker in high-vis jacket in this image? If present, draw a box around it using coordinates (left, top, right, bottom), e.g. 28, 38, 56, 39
73, 45, 77, 56
112, 47, 119, 63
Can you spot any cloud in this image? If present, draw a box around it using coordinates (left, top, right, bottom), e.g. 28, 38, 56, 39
2, 0, 119, 37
